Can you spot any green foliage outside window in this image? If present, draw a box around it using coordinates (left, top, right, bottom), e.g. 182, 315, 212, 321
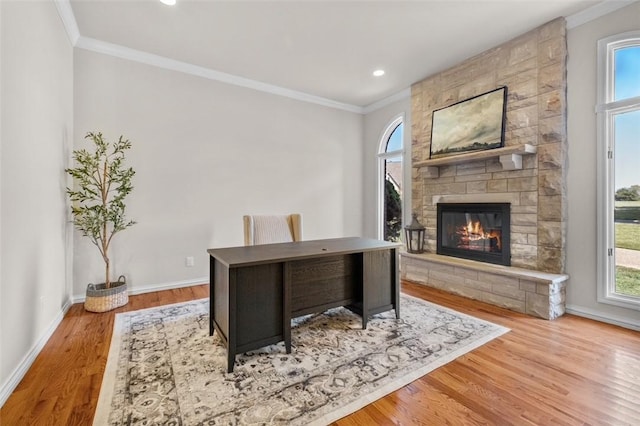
615, 186, 640, 201
384, 179, 402, 242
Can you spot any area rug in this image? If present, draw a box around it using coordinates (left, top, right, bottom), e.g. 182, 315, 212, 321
94, 293, 509, 425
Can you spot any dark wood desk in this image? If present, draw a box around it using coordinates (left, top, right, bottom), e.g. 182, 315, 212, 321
207, 237, 400, 372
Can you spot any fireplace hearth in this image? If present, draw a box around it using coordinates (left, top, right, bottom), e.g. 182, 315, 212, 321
437, 203, 510, 266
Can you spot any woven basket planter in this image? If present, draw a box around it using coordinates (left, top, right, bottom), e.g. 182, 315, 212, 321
84, 275, 128, 313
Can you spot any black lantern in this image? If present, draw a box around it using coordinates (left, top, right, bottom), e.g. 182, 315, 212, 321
404, 213, 425, 254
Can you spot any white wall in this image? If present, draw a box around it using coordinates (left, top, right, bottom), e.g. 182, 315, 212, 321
566, 1, 640, 327
72, 49, 364, 297
0, 0, 73, 404
362, 97, 411, 239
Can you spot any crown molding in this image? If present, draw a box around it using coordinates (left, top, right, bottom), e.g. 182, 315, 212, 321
75, 35, 364, 114
52, 0, 378, 114
57, 0, 627, 115
53, 0, 80, 45
362, 88, 411, 114
566, 0, 638, 29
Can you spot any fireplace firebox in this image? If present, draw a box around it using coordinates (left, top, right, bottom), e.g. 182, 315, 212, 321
437, 203, 510, 266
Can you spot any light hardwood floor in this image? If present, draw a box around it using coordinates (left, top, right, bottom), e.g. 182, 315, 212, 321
1, 281, 638, 425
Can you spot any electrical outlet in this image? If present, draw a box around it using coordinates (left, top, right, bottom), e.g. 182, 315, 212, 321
185, 256, 195, 267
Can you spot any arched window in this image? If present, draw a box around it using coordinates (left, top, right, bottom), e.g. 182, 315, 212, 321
596, 31, 640, 309
377, 116, 404, 241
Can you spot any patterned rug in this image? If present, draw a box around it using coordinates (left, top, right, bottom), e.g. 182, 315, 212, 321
94, 293, 509, 425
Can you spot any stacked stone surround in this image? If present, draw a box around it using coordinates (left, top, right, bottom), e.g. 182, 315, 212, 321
405, 18, 568, 318
402, 252, 568, 320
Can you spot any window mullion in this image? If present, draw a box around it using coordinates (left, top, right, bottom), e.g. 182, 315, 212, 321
596, 96, 640, 114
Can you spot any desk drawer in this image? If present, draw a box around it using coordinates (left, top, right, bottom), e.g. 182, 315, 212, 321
289, 254, 362, 315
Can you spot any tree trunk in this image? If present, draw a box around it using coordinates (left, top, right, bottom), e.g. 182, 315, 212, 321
105, 257, 111, 289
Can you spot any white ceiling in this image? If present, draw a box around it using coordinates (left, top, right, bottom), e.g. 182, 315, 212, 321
67, 0, 612, 110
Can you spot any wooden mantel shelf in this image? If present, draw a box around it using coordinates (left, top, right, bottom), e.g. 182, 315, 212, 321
414, 144, 537, 178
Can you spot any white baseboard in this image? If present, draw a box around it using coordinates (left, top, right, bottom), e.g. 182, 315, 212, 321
1, 278, 208, 408
71, 277, 208, 303
565, 304, 640, 331
0, 297, 73, 408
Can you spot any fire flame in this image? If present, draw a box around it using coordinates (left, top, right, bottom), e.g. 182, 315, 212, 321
457, 220, 502, 251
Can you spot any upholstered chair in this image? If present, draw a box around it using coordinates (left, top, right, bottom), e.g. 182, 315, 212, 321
243, 214, 302, 246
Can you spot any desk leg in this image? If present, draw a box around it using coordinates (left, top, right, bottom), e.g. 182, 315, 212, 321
227, 350, 236, 373
362, 251, 368, 330
393, 247, 400, 320
283, 262, 292, 353
209, 256, 215, 336
359, 251, 367, 330
227, 267, 237, 373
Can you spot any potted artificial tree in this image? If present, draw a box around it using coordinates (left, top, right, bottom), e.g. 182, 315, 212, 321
66, 131, 136, 312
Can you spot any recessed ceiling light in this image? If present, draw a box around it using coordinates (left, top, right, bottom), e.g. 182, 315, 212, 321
160, 0, 176, 5
373, 70, 385, 77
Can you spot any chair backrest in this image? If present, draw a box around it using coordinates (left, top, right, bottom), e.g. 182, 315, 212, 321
243, 214, 302, 246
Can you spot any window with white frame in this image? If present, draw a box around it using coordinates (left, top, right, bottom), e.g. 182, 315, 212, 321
377, 116, 404, 242
596, 31, 640, 309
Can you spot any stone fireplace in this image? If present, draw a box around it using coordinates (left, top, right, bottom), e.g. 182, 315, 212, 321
401, 18, 569, 319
